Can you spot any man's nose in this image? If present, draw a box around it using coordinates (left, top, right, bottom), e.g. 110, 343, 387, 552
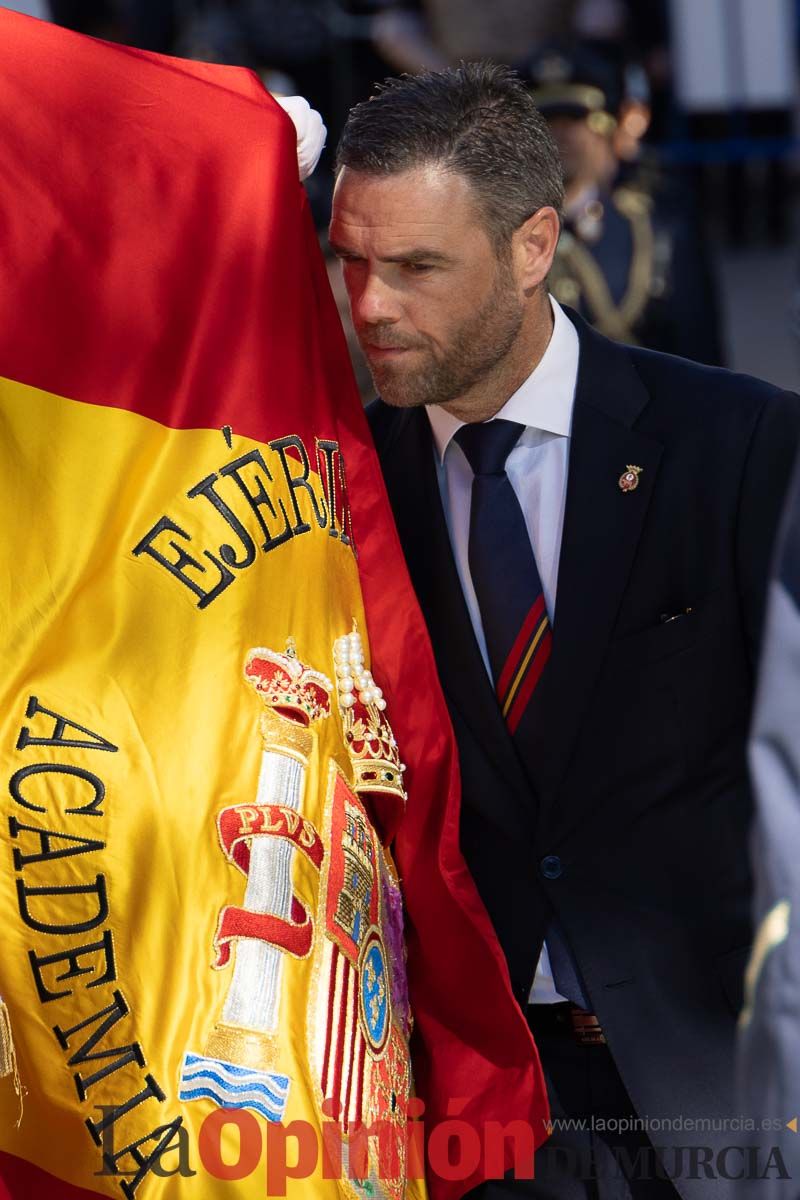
353, 271, 400, 326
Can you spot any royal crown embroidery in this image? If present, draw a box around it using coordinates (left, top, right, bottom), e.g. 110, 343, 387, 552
334, 628, 406, 803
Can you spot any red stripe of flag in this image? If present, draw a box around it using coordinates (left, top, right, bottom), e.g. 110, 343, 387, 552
506, 630, 553, 735
332, 960, 351, 1120
354, 1034, 366, 1126
321, 944, 340, 1097
496, 593, 546, 701
343, 980, 360, 1130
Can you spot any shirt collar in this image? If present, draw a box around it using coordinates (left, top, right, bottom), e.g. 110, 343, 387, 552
426, 296, 580, 465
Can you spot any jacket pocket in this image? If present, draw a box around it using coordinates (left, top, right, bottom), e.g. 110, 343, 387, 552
607, 589, 723, 667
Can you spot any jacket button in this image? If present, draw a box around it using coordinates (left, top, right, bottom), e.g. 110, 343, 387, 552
540, 855, 563, 879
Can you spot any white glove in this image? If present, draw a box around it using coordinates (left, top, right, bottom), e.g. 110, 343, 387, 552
274, 94, 327, 181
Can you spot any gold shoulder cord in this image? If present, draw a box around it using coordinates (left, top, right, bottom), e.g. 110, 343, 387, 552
551, 187, 655, 344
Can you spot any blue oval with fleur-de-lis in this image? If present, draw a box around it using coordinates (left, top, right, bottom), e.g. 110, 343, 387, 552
359, 928, 390, 1055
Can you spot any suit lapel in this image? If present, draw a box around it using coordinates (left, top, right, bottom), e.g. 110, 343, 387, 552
525, 316, 663, 825
374, 405, 534, 840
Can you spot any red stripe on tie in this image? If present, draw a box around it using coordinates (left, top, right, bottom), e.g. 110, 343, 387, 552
506, 627, 553, 734
497, 592, 546, 701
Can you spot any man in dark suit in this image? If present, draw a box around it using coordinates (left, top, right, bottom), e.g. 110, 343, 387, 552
329, 62, 800, 1198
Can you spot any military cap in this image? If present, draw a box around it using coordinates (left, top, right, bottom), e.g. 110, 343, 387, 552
518, 40, 625, 133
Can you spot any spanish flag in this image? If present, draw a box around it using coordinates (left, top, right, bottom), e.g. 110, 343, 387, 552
0, 11, 547, 1200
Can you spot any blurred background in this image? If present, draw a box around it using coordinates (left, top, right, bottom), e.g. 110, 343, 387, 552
8, 0, 800, 397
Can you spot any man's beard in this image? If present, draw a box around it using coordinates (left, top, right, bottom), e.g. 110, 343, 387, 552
362, 262, 524, 409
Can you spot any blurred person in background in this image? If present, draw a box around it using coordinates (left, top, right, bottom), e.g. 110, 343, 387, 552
734, 451, 800, 1199
733, 290, 800, 1199
370, 0, 580, 73
370, 0, 674, 133
520, 40, 725, 366
570, 0, 672, 140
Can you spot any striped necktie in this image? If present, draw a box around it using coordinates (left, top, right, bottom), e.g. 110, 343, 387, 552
454, 419, 552, 730
454, 418, 590, 1010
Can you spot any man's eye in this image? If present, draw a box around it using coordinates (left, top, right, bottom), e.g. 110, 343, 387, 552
405, 262, 433, 273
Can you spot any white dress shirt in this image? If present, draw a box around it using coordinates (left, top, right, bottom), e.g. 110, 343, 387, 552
426, 295, 580, 1004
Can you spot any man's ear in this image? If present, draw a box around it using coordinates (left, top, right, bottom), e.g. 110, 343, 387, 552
512, 206, 561, 293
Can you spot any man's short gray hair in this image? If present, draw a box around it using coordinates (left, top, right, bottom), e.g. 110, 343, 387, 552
335, 61, 564, 249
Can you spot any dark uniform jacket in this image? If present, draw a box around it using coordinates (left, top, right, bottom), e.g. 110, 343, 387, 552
551, 176, 725, 367
368, 311, 799, 1198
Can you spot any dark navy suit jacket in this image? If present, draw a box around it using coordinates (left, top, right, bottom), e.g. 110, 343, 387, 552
367, 311, 800, 1192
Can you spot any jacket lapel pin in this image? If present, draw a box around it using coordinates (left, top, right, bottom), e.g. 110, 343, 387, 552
619, 465, 643, 493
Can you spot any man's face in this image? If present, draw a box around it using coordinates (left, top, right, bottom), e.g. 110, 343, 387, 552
547, 113, 615, 190
329, 165, 525, 409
